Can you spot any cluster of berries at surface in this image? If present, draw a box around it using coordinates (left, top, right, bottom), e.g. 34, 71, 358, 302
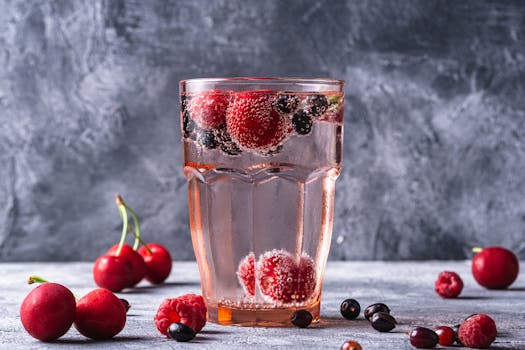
93, 195, 172, 292
181, 89, 342, 155
409, 313, 497, 349
20, 277, 128, 342
237, 249, 316, 304
340, 299, 397, 333
154, 294, 207, 342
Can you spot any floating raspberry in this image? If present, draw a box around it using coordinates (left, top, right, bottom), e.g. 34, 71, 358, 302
257, 249, 316, 303
237, 253, 255, 296
435, 271, 463, 298
226, 91, 288, 151
187, 90, 228, 130
458, 313, 497, 349
154, 294, 207, 336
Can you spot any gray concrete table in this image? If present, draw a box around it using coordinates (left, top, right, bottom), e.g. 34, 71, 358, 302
1, 261, 524, 349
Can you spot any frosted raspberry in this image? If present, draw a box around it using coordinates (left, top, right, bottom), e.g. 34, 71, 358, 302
237, 253, 255, 296
154, 294, 207, 336
187, 90, 228, 130
458, 313, 497, 349
435, 271, 463, 298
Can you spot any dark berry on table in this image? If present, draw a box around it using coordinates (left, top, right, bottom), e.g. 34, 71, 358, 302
119, 298, 131, 312
168, 322, 196, 342
291, 310, 313, 328
370, 312, 396, 332
196, 129, 217, 149
277, 94, 299, 113
434, 326, 455, 346
409, 327, 439, 348
364, 303, 391, 321
182, 111, 197, 140
340, 340, 363, 350
340, 298, 360, 320
306, 94, 328, 117
292, 110, 313, 135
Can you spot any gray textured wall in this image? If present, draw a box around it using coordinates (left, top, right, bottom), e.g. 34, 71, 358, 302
1, 0, 524, 261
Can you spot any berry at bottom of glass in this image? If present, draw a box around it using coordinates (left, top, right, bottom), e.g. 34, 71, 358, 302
180, 78, 344, 326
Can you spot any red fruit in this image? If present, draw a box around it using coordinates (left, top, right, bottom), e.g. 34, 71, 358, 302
472, 246, 519, 289
257, 249, 316, 303
458, 313, 497, 349
434, 271, 463, 298
187, 89, 228, 129
93, 254, 133, 292
138, 243, 173, 284
74, 288, 126, 340
237, 252, 255, 296
154, 294, 207, 336
340, 340, 362, 350
20, 283, 76, 341
435, 326, 456, 346
107, 243, 147, 287
226, 91, 288, 150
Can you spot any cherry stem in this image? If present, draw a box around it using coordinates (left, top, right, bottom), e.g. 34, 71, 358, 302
472, 247, 483, 253
127, 225, 153, 254
115, 194, 129, 256
121, 202, 142, 251
28, 275, 49, 284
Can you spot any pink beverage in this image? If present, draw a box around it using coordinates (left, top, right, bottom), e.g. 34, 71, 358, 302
179, 78, 344, 326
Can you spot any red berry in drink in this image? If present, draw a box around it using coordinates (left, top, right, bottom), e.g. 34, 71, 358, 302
187, 90, 228, 130
296, 254, 316, 301
107, 243, 147, 287
340, 340, 363, 350
458, 313, 497, 348
74, 288, 127, 340
226, 91, 288, 150
237, 252, 255, 296
138, 243, 173, 284
472, 246, 519, 289
434, 326, 455, 346
434, 271, 463, 298
93, 254, 133, 292
20, 282, 76, 342
154, 294, 207, 336
409, 326, 439, 348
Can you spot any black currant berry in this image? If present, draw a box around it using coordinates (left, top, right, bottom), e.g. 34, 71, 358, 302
168, 323, 196, 342
364, 303, 391, 321
196, 129, 217, 149
340, 299, 360, 320
306, 94, 328, 117
277, 94, 299, 113
292, 110, 313, 135
370, 312, 396, 332
215, 126, 242, 156
291, 310, 313, 328
409, 327, 439, 348
119, 298, 130, 312
182, 111, 197, 140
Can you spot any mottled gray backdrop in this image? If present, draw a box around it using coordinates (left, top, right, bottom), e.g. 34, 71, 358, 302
1, 0, 524, 261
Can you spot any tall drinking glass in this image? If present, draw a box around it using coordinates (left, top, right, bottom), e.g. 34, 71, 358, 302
179, 78, 344, 326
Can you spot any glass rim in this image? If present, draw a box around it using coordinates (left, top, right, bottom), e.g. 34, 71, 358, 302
180, 77, 344, 85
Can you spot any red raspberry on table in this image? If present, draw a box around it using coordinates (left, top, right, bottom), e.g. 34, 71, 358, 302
435, 271, 463, 298
226, 91, 288, 151
187, 90, 229, 130
237, 253, 255, 296
154, 294, 207, 336
257, 249, 316, 303
458, 313, 497, 349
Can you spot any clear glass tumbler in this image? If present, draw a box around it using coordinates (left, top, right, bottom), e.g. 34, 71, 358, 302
179, 78, 344, 326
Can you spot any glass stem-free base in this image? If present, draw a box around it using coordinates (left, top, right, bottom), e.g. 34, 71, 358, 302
207, 300, 321, 327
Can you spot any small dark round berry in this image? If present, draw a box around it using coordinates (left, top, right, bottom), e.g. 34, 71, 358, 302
196, 129, 217, 149
306, 94, 328, 117
182, 111, 197, 139
409, 327, 439, 348
277, 94, 299, 113
292, 110, 313, 135
291, 310, 313, 328
370, 312, 396, 332
119, 298, 130, 312
215, 126, 242, 156
168, 323, 196, 342
364, 303, 391, 321
340, 299, 360, 320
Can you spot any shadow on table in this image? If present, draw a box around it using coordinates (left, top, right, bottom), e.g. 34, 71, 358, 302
52, 336, 147, 344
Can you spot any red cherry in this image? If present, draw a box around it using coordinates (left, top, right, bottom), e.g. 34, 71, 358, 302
20, 282, 76, 341
472, 246, 519, 289
74, 288, 126, 340
435, 326, 456, 346
107, 243, 147, 286
93, 255, 133, 292
138, 243, 172, 284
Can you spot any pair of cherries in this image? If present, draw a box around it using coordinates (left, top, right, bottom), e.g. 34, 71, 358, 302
93, 195, 172, 292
